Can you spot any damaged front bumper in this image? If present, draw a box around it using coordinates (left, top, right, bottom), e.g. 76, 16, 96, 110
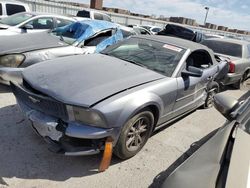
18, 100, 117, 156
0, 67, 23, 85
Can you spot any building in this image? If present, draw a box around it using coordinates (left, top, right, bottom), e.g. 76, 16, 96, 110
205, 23, 217, 30
228, 29, 238, 33
90, 0, 103, 10
169, 17, 196, 26
217, 26, 228, 31
103, 7, 130, 15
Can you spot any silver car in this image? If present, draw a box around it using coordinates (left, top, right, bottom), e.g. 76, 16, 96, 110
11, 36, 227, 159
0, 12, 75, 36
202, 38, 250, 89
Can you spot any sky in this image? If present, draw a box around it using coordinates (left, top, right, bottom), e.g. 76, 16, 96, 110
75, 0, 250, 31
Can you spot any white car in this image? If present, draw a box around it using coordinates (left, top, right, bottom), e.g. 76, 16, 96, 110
0, 12, 76, 36
0, 0, 30, 19
76, 9, 112, 22
141, 25, 162, 34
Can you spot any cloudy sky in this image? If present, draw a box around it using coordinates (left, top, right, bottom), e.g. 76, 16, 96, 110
76, 0, 250, 30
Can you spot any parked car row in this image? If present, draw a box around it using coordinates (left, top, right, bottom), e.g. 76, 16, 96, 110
0, 10, 248, 167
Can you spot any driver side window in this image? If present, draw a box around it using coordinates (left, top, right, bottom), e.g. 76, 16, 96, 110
26, 17, 54, 29
186, 50, 213, 70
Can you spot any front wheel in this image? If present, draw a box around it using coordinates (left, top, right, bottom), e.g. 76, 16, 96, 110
233, 73, 248, 90
114, 110, 154, 159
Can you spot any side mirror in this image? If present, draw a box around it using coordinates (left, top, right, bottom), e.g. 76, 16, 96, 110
181, 66, 203, 77
21, 24, 33, 30
214, 93, 239, 120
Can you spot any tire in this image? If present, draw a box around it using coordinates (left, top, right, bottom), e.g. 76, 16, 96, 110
203, 82, 219, 109
114, 110, 154, 159
233, 73, 247, 90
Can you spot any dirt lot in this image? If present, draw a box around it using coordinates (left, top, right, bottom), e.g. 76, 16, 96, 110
0, 83, 249, 188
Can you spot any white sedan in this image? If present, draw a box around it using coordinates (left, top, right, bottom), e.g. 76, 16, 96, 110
0, 12, 75, 35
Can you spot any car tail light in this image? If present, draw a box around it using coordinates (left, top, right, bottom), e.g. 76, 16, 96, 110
229, 61, 235, 73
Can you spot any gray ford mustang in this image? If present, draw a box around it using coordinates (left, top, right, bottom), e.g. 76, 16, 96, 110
11, 35, 228, 159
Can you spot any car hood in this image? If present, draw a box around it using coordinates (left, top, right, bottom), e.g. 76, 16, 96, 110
23, 54, 165, 107
0, 32, 68, 55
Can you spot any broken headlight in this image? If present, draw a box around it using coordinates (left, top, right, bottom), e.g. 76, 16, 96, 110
66, 106, 107, 128
0, 54, 25, 67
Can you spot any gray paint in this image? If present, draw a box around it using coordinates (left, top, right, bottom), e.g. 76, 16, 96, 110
13, 36, 227, 155
23, 54, 165, 107
0, 32, 67, 55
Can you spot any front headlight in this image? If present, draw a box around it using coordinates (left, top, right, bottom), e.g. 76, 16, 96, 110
66, 106, 107, 128
0, 54, 25, 67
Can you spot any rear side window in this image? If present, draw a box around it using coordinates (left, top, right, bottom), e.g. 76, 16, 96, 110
121, 29, 136, 38
103, 15, 111, 22
152, 28, 161, 32
27, 18, 54, 29
94, 13, 103, 20
0, 4, 2, 15
247, 45, 250, 58
56, 18, 73, 27
76, 10, 90, 18
202, 40, 242, 58
6, 4, 25, 15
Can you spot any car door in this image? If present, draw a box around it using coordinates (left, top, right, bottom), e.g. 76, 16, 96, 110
172, 50, 218, 117
24, 17, 55, 33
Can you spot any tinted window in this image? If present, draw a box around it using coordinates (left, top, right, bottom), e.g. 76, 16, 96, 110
247, 45, 250, 58
27, 18, 54, 29
102, 38, 186, 77
0, 12, 33, 26
0, 4, 2, 15
56, 18, 73, 28
94, 13, 103, 20
76, 10, 90, 18
6, 4, 25, 15
121, 29, 136, 38
152, 28, 161, 32
202, 40, 243, 58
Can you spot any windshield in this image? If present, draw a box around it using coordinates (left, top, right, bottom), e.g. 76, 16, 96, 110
52, 22, 89, 45
202, 40, 243, 58
0, 12, 34, 26
102, 38, 186, 77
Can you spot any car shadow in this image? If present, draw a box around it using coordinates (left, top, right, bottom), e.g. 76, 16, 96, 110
0, 104, 121, 185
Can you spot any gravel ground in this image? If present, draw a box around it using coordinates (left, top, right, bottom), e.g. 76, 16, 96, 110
0, 83, 249, 188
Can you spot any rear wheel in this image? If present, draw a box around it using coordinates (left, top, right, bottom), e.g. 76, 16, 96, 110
233, 73, 248, 90
114, 110, 154, 159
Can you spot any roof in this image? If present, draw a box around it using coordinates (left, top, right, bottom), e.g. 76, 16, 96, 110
133, 35, 209, 51
205, 37, 250, 45
55, 20, 120, 43
0, 0, 28, 5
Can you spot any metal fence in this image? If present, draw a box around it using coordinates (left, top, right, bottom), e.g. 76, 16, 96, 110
19, 0, 250, 39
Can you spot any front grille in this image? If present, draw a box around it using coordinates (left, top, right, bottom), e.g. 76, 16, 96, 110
11, 82, 68, 120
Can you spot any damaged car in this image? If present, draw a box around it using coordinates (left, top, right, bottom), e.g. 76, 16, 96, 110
150, 91, 250, 188
11, 36, 228, 160
157, 24, 204, 43
202, 38, 250, 89
0, 20, 125, 84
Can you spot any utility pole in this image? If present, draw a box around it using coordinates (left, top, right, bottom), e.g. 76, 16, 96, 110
204, 6, 209, 26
